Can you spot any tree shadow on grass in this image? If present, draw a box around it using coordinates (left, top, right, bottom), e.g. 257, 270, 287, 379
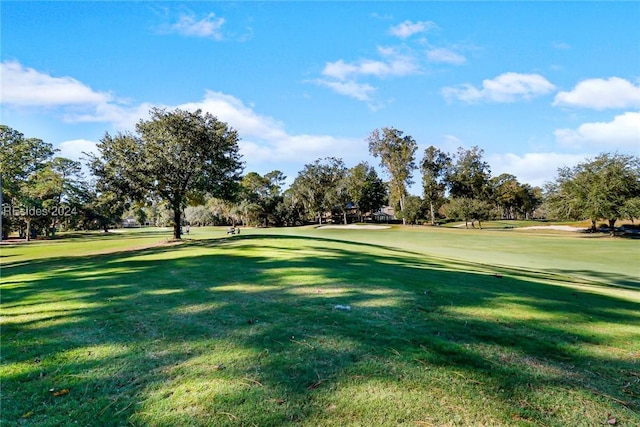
2, 234, 639, 426
544, 268, 640, 291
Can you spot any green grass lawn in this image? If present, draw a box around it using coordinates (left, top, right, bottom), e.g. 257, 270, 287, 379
1, 226, 639, 426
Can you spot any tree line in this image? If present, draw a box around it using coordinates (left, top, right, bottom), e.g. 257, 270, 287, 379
2, 108, 639, 240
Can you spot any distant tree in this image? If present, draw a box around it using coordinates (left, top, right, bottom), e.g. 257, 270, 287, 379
334, 174, 352, 225
290, 157, 347, 224
545, 152, 640, 234
421, 146, 451, 225
42, 157, 84, 235
400, 195, 425, 225
184, 205, 214, 226
444, 146, 494, 228
489, 175, 542, 220
444, 197, 474, 228
278, 188, 306, 226
240, 170, 286, 227
70, 185, 127, 232
490, 173, 521, 219
544, 166, 584, 222
444, 197, 494, 229
22, 159, 84, 237
155, 201, 175, 227
518, 184, 543, 219
0, 125, 58, 239
470, 198, 495, 229
367, 127, 417, 224
621, 197, 640, 224
0, 126, 56, 197
89, 108, 244, 239
207, 197, 235, 226
447, 146, 491, 200
132, 204, 148, 227
346, 162, 387, 221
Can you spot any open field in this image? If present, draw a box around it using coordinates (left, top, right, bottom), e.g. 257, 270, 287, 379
1, 226, 639, 426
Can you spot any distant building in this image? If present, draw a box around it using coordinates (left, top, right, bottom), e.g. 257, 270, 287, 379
122, 217, 140, 228
372, 206, 396, 223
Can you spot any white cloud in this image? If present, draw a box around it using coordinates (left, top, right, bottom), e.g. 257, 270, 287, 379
489, 152, 589, 187
313, 79, 376, 101
426, 48, 466, 65
316, 48, 419, 103
552, 41, 571, 50
554, 111, 640, 148
389, 20, 437, 39
441, 134, 464, 152
442, 72, 556, 103
65, 102, 156, 130
322, 60, 359, 81
1, 61, 367, 173
174, 91, 367, 170
553, 77, 640, 110
178, 90, 287, 140
57, 139, 99, 162
377, 46, 397, 57
321, 54, 419, 81
0, 60, 148, 130
59, 87, 368, 176
164, 12, 225, 40
0, 60, 112, 107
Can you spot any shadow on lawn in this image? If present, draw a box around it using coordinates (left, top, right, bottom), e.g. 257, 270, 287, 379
2, 234, 639, 426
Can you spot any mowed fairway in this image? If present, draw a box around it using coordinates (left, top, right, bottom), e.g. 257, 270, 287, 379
1, 226, 639, 426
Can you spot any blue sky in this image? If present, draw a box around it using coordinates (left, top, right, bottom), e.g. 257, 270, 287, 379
2, 1, 639, 193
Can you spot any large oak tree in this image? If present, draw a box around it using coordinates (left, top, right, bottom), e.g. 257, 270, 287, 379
545, 152, 640, 234
89, 108, 244, 239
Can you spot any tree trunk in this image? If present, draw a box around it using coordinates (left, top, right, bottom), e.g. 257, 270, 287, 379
173, 208, 182, 240
26, 219, 31, 241
430, 201, 436, 226
590, 219, 597, 233
608, 218, 616, 236
343, 211, 347, 225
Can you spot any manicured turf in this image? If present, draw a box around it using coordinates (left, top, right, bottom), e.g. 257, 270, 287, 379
1, 226, 639, 426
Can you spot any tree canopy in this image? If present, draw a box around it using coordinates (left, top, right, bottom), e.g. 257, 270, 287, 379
1, 125, 85, 240
5, 115, 639, 239
290, 157, 347, 224
89, 108, 244, 239
545, 152, 640, 234
421, 146, 451, 225
367, 127, 417, 224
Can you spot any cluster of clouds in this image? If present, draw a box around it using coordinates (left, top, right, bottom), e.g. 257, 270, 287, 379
441, 73, 640, 150
2, 56, 638, 187
443, 74, 640, 111
304, 18, 639, 171
1, 11, 638, 189
0, 60, 364, 174
154, 10, 252, 42
160, 11, 226, 40
313, 20, 467, 104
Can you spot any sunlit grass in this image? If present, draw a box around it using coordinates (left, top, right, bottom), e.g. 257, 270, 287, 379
1, 226, 638, 426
